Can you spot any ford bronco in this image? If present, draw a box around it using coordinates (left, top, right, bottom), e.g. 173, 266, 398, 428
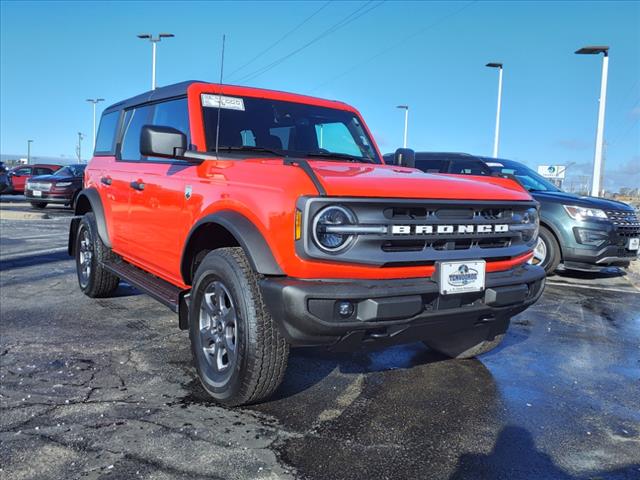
69, 81, 545, 406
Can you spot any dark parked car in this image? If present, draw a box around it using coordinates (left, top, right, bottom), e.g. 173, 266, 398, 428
25, 164, 86, 209
384, 151, 493, 176
483, 158, 639, 274
0, 162, 10, 194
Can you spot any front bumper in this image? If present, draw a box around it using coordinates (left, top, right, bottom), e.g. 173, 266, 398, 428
259, 263, 545, 350
561, 221, 639, 271
25, 188, 74, 204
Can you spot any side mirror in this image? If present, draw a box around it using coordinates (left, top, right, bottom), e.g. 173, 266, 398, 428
394, 148, 415, 168
140, 125, 188, 159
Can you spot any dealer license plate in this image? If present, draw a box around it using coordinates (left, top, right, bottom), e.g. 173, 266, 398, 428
438, 260, 486, 295
32, 190, 42, 197
629, 238, 639, 251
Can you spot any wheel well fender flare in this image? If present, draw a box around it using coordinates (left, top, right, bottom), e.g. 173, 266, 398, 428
69, 188, 111, 256
180, 211, 284, 285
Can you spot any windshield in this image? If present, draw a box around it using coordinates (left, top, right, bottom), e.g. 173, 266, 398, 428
54, 165, 86, 177
487, 160, 561, 192
201, 94, 381, 164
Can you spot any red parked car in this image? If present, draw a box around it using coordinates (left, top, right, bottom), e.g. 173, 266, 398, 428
6, 164, 62, 194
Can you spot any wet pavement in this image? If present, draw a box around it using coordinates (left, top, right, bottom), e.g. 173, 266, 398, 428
1, 207, 639, 479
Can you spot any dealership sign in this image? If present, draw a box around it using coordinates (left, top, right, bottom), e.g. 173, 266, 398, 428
537, 165, 566, 179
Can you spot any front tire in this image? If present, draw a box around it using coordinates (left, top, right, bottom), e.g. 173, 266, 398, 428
189, 247, 289, 406
531, 226, 561, 275
75, 212, 119, 297
30, 201, 47, 209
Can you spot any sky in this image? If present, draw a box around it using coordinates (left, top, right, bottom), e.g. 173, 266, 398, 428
1, 0, 638, 191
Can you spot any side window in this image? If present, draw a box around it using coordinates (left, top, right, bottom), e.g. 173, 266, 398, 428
270, 126, 293, 149
120, 105, 154, 161
33, 167, 52, 175
448, 160, 490, 175
13, 167, 31, 176
95, 111, 120, 155
240, 130, 256, 146
152, 98, 191, 147
415, 159, 447, 173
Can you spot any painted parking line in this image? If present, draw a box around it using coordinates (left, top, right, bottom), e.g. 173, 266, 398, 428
545, 280, 640, 294
0, 246, 68, 262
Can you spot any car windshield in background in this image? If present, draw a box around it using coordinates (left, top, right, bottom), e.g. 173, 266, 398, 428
487, 160, 561, 192
54, 165, 86, 177
201, 94, 381, 164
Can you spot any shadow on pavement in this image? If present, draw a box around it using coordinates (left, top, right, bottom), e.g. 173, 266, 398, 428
0, 250, 69, 271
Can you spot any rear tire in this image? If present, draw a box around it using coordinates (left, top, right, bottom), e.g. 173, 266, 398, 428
30, 202, 47, 209
531, 226, 561, 275
75, 212, 119, 297
189, 247, 289, 406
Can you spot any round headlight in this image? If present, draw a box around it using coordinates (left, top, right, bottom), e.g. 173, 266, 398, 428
312, 205, 356, 252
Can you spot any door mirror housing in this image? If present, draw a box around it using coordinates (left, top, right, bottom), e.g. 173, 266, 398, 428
140, 125, 188, 159
394, 148, 416, 168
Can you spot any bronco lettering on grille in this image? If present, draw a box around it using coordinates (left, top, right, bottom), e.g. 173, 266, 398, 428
391, 224, 509, 235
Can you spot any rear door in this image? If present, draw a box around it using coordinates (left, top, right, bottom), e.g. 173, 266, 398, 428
10, 166, 32, 191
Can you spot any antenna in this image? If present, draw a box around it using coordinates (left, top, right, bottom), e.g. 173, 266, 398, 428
215, 34, 226, 156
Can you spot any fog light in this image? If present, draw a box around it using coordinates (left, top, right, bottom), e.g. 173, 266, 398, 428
337, 301, 355, 318
574, 227, 608, 246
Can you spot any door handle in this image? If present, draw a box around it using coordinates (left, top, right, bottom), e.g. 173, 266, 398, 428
100, 176, 112, 186
130, 180, 145, 191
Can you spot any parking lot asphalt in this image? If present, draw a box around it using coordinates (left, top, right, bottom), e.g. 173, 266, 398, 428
1, 202, 639, 480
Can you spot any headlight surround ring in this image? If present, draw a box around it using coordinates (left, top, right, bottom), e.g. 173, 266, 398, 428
312, 205, 357, 253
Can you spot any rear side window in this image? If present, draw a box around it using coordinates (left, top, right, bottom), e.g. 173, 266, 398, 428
415, 158, 447, 173
33, 167, 53, 175
448, 159, 491, 175
95, 111, 120, 155
120, 105, 154, 161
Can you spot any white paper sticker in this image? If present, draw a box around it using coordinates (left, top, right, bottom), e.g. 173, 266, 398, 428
201, 94, 245, 111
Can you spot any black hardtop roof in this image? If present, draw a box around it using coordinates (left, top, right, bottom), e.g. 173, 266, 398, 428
103, 80, 198, 113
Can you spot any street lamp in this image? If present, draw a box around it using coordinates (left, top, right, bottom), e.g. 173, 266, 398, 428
486, 62, 503, 158
27, 139, 33, 164
396, 105, 409, 148
137, 33, 175, 90
575, 45, 609, 197
86, 98, 104, 152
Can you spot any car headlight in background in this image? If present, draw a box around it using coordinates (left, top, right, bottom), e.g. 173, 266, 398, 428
312, 205, 357, 252
55, 182, 72, 187
563, 205, 607, 221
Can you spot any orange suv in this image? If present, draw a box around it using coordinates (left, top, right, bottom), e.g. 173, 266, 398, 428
69, 81, 545, 405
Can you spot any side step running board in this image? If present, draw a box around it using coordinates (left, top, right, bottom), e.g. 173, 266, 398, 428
102, 259, 191, 329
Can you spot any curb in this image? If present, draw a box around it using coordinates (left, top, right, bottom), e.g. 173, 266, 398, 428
0, 209, 51, 220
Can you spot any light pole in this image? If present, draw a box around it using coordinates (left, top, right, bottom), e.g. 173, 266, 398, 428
76, 132, 85, 164
396, 105, 409, 148
27, 139, 33, 164
137, 33, 175, 90
486, 62, 503, 158
86, 98, 104, 152
575, 46, 609, 197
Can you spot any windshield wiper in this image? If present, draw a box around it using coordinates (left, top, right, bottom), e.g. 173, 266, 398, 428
305, 151, 375, 164
215, 146, 285, 157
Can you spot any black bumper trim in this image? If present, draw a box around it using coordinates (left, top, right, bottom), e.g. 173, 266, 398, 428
259, 263, 545, 348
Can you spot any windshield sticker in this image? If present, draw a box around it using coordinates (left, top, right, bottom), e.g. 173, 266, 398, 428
201, 94, 245, 111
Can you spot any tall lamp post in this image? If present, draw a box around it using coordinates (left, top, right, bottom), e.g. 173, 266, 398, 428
396, 105, 409, 148
86, 98, 104, 152
137, 33, 175, 90
27, 139, 33, 164
575, 45, 609, 197
486, 62, 503, 158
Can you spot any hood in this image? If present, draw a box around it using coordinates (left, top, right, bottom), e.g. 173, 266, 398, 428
308, 162, 532, 201
28, 174, 79, 182
531, 189, 633, 211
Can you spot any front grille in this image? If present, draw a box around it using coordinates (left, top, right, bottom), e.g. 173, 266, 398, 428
27, 182, 52, 191
299, 198, 538, 267
606, 210, 640, 240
